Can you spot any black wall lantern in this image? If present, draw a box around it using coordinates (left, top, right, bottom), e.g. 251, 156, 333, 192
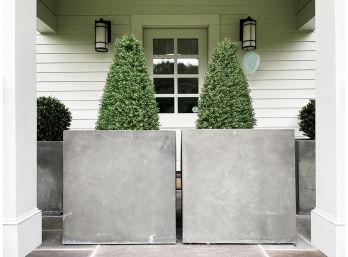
95, 18, 111, 52
240, 16, 256, 51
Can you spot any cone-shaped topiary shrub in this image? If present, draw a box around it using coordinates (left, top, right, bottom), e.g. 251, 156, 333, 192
298, 99, 315, 139
196, 39, 256, 129
37, 96, 72, 141
96, 34, 159, 130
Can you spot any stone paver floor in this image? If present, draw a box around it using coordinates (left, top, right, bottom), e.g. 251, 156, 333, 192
27, 215, 326, 257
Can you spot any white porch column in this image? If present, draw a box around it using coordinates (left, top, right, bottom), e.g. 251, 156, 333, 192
2, 0, 42, 256
312, 0, 346, 256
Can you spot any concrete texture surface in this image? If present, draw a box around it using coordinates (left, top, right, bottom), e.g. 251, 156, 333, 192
27, 216, 326, 257
63, 130, 176, 244
296, 215, 311, 240
39, 231, 97, 250
262, 215, 311, 250
37, 141, 63, 214
42, 215, 63, 230
296, 140, 316, 214
182, 129, 297, 244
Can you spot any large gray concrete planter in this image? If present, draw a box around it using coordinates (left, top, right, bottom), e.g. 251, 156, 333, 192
182, 129, 296, 244
63, 130, 176, 245
296, 140, 316, 214
37, 141, 63, 215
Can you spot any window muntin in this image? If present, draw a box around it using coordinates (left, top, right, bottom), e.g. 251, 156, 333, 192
153, 38, 200, 114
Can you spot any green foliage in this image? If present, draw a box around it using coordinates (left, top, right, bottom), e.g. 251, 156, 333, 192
196, 39, 256, 129
37, 96, 72, 141
96, 34, 159, 130
298, 99, 315, 139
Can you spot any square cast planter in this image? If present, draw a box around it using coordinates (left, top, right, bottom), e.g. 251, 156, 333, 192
182, 129, 297, 244
63, 130, 176, 244
37, 141, 63, 215
296, 140, 316, 214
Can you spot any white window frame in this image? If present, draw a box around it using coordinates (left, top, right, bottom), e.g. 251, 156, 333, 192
131, 15, 220, 62
144, 28, 207, 128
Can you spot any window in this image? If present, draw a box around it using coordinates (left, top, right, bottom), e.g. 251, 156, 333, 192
152, 38, 200, 114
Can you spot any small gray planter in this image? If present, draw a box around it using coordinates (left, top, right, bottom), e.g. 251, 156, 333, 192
296, 140, 316, 214
182, 129, 296, 244
37, 141, 63, 215
63, 130, 176, 245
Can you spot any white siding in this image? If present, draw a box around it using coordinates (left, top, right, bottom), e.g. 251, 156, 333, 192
37, 0, 315, 137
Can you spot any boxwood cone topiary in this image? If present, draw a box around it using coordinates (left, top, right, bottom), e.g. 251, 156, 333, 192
96, 34, 159, 130
37, 96, 72, 141
298, 99, 315, 139
196, 38, 256, 129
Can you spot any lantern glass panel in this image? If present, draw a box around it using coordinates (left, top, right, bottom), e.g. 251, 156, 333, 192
241, 17, 256, 51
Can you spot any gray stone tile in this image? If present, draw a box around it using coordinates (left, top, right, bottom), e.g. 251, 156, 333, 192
26, 250, 92, 257
266, 250, 326, 257
94, 244, 265, 257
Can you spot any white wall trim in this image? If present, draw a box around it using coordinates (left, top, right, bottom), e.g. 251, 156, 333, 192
345, 0, 348, 254
131, 14, 220, 58
314, 0, 346, 256
312, 208, 345, 226
3, 0, 41, 255
4, 210, 42, 257
3, 208, 41, 225
311, 208, 345, 257
0, 0, 4, 255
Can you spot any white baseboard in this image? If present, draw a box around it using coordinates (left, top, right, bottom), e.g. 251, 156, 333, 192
3, 208, 42, 257
311, 208, 345, 257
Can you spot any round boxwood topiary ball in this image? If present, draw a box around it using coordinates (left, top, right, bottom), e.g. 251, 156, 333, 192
298, 99, 315, 139
37, 96, 72, 141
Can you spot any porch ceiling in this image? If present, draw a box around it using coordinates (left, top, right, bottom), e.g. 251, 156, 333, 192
297, 0, 315, 31
36, 0, 315, 33
37, 0, 57, 33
